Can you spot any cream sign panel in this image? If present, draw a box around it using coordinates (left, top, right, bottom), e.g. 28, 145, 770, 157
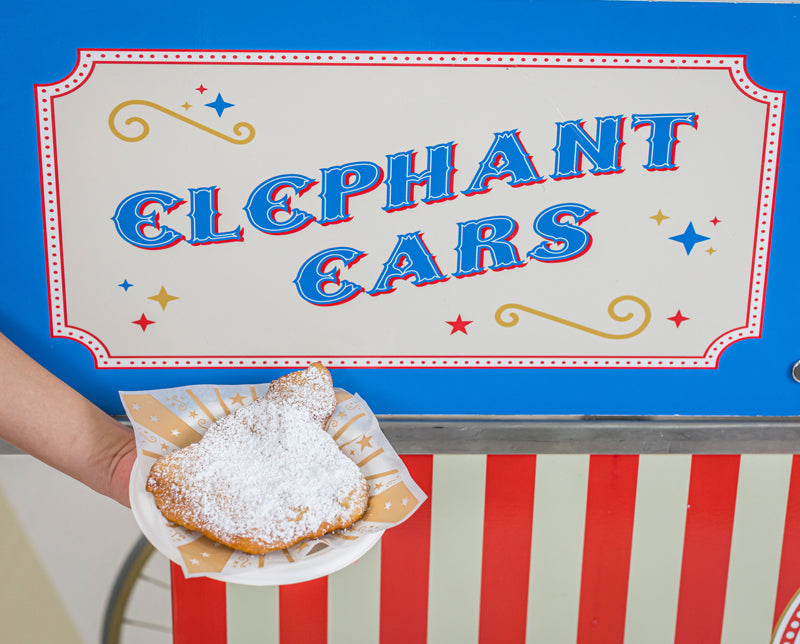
36, 51, 782, 368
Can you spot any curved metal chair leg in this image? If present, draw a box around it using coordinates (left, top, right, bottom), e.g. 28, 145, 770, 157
102, 536, 172, 644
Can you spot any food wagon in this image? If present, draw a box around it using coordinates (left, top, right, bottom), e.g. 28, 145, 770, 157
4, 0, 800, 642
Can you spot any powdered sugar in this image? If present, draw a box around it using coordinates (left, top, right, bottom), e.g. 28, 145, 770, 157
265, 362, 337, 426
147, 376, 367, 551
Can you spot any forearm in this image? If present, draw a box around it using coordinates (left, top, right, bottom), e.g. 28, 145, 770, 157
0, 333, 135, 504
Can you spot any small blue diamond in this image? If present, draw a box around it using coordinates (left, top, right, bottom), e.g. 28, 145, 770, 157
669, 222, 710, 255
205, 93, 234, 117
118, 279, 133, 291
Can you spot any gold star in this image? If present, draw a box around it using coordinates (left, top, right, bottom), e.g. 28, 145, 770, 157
148, 286, 179, 310
356, 434, 373, 451
181, 101, 192, 111
229, 393, 246, 406
650, 209, 669, 226
706, 246, 717, 256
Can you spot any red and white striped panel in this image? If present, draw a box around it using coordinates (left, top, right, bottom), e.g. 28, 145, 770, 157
171, 454, 800, 644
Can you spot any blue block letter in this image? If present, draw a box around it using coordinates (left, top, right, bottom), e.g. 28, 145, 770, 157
454, 216, 525, 277
528, 203, 595, 262
551, 115, 625, 180
319, 162, 383, 224
631, 112, 697, 171
186, 186, 242, 245
463, 130, 544, 196
244, 174, 316, 235
293, 247, 365, 306
112, 190, 185, 249
369, 232, 448, 295
383, 142, 456, 212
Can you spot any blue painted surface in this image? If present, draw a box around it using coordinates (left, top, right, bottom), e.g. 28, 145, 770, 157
2, 1, 799, 415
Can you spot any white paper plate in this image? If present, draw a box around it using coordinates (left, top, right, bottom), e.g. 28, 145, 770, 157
130, 453, 383, 586
123, 384, 425, 586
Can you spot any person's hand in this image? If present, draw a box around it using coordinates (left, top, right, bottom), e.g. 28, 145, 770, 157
107, 431, 137, 507
0, 332, 138, 506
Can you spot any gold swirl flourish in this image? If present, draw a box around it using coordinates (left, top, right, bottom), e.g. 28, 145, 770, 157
495, 295, 651, 339
108, 99, 255, 144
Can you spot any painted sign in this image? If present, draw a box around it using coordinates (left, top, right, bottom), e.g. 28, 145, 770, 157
36, 50, 783, 369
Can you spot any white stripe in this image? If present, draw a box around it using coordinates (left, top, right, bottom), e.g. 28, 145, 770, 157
328, 539, 382, 643
226, 583, 279, 644
427, 454, 486, 643
526, 455, 590, 644
625, 455, 691, 644
722, 454, 793, 644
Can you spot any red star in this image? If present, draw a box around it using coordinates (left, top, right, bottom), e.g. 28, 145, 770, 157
710, 216, 721, 226
196, 84, 208, 94
668, 310, 689, 328
446, 314, 472, 335
132, 314, 155, 331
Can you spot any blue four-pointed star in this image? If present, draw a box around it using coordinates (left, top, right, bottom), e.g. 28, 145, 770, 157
669, 222, 710, 255
205, 93, 234, 117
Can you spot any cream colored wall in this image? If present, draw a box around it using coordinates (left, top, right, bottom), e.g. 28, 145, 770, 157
0, 455, 142, 644
0, 486, 82, 643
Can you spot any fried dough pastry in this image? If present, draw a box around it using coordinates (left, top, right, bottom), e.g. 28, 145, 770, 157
145, 363, 369, 554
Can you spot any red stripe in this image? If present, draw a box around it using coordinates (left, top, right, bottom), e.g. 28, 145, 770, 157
170, 562, 227, 644
379, 454, 434, 644
674, 455, 740, 644
279, 577, 327, 643
775, 454, 800, 626
478, 455, 537, 643
576, 455, 639, 644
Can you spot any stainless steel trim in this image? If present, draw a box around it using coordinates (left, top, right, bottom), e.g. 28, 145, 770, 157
4, 415, 798, 456
371, 415, 800, 454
